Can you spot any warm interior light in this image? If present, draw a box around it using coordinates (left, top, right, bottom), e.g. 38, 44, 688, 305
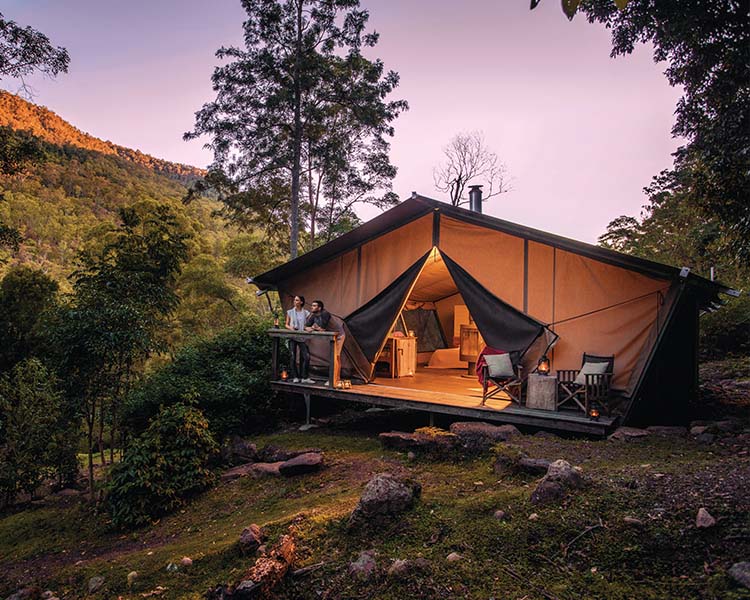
589, 408, 600, 419
537, 355, 551, 375
280, 369, 288, 381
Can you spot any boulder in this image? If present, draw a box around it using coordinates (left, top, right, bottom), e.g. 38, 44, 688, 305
239, 524, 264, 553
279, 452, 323, 476
530, 460, 584, 505
518, 457, 552, 475
379, 430, 458, 456
256, 445, 321, 463
387, 559, 410, 578
348, 550, 378, 581
449, 422, 521, 453
221, 462, 283, 481
446, 552, 463, 563
695, 507, 716, 528
690, 425, 708, 436
728, 562, 750, 589
349, 473, 421, 527
646, 426, 687, 437
87, 577, 105, 594
221, 435, 258, 465
608, 427, 649, 441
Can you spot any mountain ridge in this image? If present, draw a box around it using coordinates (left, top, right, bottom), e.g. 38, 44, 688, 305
0, 91, 205, 183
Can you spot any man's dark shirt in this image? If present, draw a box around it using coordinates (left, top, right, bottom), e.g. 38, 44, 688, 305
306, 309, 331, 330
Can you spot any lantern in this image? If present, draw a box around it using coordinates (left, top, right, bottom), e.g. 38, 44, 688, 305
537, 354, 551, 375
280, 369, 288, 381
589, 408, 600, 420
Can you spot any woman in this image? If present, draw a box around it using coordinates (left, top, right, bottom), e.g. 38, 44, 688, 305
285, 295, 312, 383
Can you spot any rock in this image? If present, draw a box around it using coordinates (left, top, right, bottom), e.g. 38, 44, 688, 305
348, 550, 378, 580
256, 444, 320, 462
530, 479, 565, 505
530, 460, 584, 505
41, 592, 56, 600
379, 430, 458, 456
166, 562, 178, 572
449, 421, 521, 453
695, 433, 716, 444
518, 457, 552, 475
690, 425, 708, 436
126, 571, 138, 588
88, 576, 105, 594
221, 435, 258, 465
387, 559, 410, 578
492, 446, 525, 475
407, 451, 416, 461
234, 579, 261, 598
695, 507, 716, 528
349, 473, 421, 527
446, 552, 463, 562
608, 427, 649, 441
646, 426, 687, 437
180, 556, 193, 567
528, 513, 539, 521
221, 461, 283, 481
239, 524, 264, 553
728, 562, 750, 589
279, 452, 323, 476
493, 510, 507, 521
623, 516, 643, 526
713, 419, 742, 433
298, 423, 318, 431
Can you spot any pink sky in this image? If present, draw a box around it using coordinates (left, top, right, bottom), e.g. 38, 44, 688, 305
4, 0, 682, 243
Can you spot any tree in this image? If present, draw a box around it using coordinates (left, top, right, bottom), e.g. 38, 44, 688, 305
583, 0, 750, 261
433, 131, 509, 207
186, 0, 406, 258
0, 12, 70, 94
0, 265, 58, 373
530, 0, 631, 20
0, 359, 75, 506
46, 205, 190, 500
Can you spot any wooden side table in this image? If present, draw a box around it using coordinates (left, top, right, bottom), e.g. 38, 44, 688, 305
526, 373, 557, 411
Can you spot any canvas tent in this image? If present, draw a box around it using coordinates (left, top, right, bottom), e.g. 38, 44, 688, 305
254, 195, 733, 424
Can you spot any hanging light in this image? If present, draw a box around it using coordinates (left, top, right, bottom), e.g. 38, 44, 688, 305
537, 354, 551, 375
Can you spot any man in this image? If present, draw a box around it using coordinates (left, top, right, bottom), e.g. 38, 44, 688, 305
306, 300, 345, 385
285, 295, 313, 383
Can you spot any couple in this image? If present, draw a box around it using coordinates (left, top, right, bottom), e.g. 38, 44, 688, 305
285, 295, 343, 384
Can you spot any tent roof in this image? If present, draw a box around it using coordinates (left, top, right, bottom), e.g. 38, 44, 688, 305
253, 194, 735, 309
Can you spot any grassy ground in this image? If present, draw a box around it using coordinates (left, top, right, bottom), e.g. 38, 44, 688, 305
1, 419, 749, 600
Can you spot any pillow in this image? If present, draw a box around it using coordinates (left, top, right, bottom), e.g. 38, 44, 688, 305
485, 353, 515, 378
574, 361, 610, 385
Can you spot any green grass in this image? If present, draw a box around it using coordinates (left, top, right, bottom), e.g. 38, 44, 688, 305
1, 429, 748, 599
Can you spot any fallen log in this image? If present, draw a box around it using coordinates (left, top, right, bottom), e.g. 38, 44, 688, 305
232, 527, 296, 599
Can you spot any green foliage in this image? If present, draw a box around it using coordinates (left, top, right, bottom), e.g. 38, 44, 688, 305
107, 402, 217, 528
700, 295, 750, 360
585, 0, 750, 260
0, 359, 76, 504
0, 125, 46, 176
0, 265, 58, 372
0, 12, 69, 83
186, 0, 406, 256
124, 317, 280, 440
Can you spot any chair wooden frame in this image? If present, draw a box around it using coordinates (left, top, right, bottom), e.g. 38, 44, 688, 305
481, 350, 523, 406
557, 353, 614, 415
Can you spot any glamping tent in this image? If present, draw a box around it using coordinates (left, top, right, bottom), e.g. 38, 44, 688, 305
254, 194, 734, 428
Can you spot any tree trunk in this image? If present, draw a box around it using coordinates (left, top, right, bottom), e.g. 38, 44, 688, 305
86, 410, 95, 502
98, 401, 106, 466
307, 146, 316, 251
289, 0, 303, 259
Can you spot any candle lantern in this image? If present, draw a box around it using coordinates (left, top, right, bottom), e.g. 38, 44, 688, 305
537, 354, 551, 375
589, 408, 600, 420
280, 369, 288, 381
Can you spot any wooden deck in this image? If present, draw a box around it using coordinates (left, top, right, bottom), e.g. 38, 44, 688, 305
272, 368, 617, 436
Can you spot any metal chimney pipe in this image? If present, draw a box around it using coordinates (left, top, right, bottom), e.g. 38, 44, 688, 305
468, 185, 483, 213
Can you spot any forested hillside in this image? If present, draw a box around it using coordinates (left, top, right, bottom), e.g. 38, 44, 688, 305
0, 92, 275, 341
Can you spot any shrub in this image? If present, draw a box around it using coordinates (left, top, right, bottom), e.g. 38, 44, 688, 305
700, 294, 750, 360
108, 402, 217, 528
123, 316, 282, 439
0, 359, 76, 505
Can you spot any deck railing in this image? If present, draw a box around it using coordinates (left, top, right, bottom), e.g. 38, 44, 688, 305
267, 328, 340, 387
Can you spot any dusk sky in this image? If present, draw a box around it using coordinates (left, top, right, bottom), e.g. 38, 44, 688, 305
4, 0, 683, 243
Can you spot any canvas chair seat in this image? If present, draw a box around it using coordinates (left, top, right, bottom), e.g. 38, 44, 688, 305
557, 353, 614, 415
480, 349, 524, 406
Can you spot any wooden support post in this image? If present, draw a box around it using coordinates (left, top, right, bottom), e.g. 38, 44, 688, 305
304, 392, 311, 426
271, 336, 280, 380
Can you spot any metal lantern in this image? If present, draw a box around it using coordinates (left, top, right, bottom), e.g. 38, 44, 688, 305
589, 408, 600, 420
280, 369, 288, 381
537, 354, 551, 375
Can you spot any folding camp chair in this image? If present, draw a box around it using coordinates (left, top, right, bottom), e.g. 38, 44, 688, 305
480, 350, 523, 406
557, 353, 614, 415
